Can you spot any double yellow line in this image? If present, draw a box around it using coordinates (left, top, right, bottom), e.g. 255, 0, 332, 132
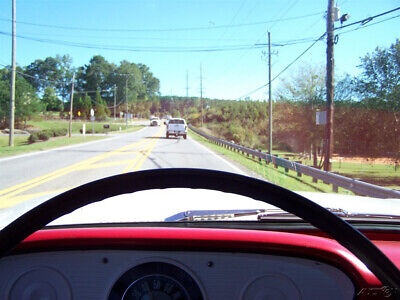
0, 126, 164, 205
123, 126, 163, 173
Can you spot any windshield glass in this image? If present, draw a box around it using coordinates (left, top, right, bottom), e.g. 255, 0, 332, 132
1, 1, 400, 227
169, 119, 185, 124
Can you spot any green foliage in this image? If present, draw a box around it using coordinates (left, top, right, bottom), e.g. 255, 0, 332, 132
42, 87, 63, 111
28, 128, 67, 144
0, 69, 44, 128
94, 90, 108, 121
24, 54, 73, 100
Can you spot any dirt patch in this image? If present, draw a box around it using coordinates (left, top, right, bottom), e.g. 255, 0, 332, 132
332, 156, 396, 165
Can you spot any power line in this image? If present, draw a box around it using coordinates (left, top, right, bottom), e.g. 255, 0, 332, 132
237, 33, 326, 99
0, 11, 324, 33
336, 14, 400, 37
0, 31, 269, 52
0, 30, 317, 53
269, 0, 300, 31
334, 6, 400, 30
235, 7, 400, 100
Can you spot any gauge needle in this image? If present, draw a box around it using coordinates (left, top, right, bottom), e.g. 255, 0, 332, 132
144, 281, 153, 299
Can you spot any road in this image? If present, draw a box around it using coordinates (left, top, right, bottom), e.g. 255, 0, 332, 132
0, 125, 246, 211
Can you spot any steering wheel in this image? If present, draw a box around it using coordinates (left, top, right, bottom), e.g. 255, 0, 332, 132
0, 168, 399, 290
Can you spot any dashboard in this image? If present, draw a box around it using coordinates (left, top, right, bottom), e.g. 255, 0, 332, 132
0, 226, 397, 299
0, 250, 354, 299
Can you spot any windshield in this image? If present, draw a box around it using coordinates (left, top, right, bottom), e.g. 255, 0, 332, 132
169, 119, 185, 124
1, 1, 400, 227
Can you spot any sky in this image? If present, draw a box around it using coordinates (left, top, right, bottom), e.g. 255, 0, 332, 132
0, 0, 399, 100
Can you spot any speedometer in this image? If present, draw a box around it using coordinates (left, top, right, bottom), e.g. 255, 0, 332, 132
109, 262, 203, 300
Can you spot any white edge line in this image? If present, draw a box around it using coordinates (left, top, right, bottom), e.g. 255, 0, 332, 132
0, 127, 146, 163
189, 136, 247, 176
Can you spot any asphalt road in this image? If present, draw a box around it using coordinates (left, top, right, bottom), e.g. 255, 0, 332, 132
0, 125, 246, 211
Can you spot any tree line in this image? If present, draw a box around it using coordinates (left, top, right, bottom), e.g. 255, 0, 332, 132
1, 39, 399, 159
0, 55, 160, 125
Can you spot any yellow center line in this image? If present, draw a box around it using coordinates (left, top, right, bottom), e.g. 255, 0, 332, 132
0, 189, 68, 209
131, 127, 164, 172
123, 126, 164, 173
77, 160, 137, 171
0, 135, 155, 200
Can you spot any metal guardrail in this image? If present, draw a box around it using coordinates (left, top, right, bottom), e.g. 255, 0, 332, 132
189, 125, 400, 199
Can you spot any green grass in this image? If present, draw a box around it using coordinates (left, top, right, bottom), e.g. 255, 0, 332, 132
0, 135, 106, 158
259, 146, 400, 189
189, 130, 355, 194
27, 120, 143, 134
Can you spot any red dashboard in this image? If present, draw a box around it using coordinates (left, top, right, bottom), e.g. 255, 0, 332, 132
13, 226, 400, 294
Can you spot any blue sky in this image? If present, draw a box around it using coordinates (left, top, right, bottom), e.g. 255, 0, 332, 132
0, 0, 399, 100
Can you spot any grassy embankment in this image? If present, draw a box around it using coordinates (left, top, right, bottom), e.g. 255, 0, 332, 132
0, 135, 105, 158
0, 119, 144, 158
190, 128, 400, 193
27, 120, 143, 134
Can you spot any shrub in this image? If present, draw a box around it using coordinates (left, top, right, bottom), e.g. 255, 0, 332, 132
53, 128, 67, 137
28, 133, 39, 144
28, 128, 67, 143
38, 130, 51, 141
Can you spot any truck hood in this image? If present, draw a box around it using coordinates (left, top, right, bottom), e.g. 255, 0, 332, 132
1, 188, 400, 228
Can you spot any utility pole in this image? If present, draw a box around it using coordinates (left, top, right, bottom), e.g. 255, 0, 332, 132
200, 64, 203, 127
186, 70, 189, 118
9, 0, 16, 147
68, 72, 75, 138
268, 31, 272, 155
324, 0, 335, 171
113, 84, 117, 120
125, 79, 128, 129
186, 71, 189, 98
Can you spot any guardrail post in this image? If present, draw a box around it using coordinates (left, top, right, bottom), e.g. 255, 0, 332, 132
285, 167, 289, 173
295, 161, 302, 177
258, 150, 262, 162
189, 125, 400, 199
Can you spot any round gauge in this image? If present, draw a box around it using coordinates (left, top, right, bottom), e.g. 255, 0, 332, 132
109, 262, 203, 300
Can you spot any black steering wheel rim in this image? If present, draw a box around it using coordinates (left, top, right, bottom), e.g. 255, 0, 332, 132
0, 168, 399, 289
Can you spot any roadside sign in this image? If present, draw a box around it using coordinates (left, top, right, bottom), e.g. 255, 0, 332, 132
316, 111, 327, 125
78, 111, 81, 117
91, 116, 95, 121
90, 109, 94, 117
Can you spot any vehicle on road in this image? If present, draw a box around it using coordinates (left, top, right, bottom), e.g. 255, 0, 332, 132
150, 117, 161, 126
166, 118, 187, 139
1, 1, 400, 299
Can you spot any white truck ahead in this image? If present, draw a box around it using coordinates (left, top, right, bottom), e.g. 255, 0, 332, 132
166, 118, 187, 139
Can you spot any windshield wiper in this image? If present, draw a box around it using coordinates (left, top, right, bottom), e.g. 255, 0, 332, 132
165, 208, 400, 222
164, 209, 267, 221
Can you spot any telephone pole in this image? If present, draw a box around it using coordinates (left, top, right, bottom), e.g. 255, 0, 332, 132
186, 70, 189, 118
68, 72, 75, 138
200, 64, 203, 127
186, 70, 189, 99
324, 0, 335, 171
125, 79, 128, 129
113, 84, 117, 120
268, 31, 272, 155
9, 0, 16, 147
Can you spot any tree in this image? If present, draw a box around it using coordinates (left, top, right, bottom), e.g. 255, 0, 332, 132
94, 90, 108, 120
79, 55, 116, 93
276, 65, 326, 164
355, 39, 400, 110
42, 87, 63, 111
0, 68, 44, 128
24, 55, 74, 100
354, 39, 400, 158
81, 93, 92, 119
